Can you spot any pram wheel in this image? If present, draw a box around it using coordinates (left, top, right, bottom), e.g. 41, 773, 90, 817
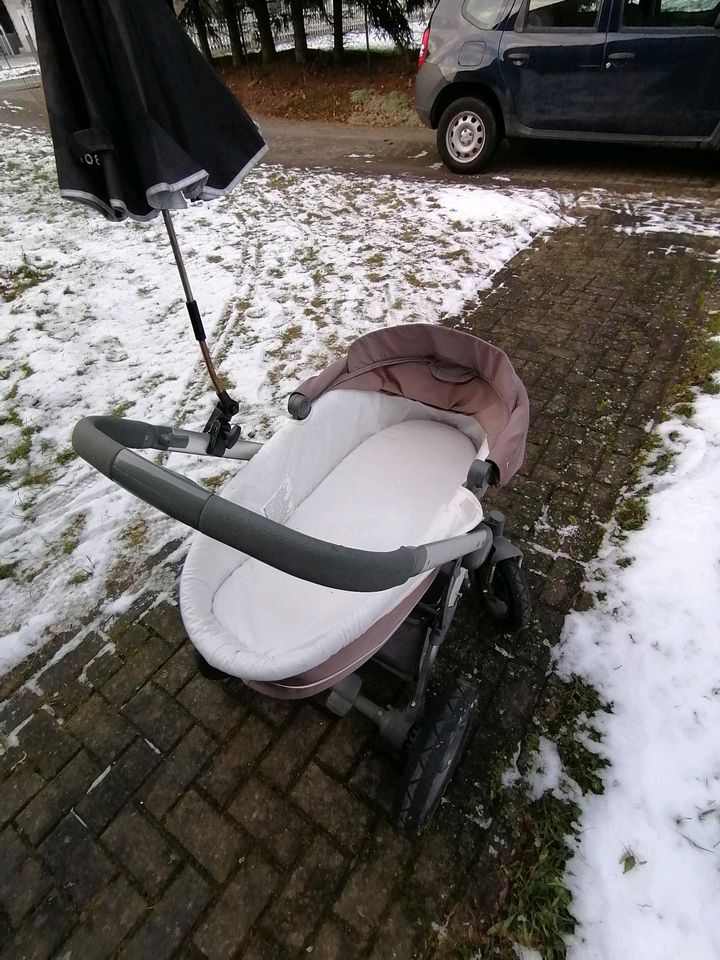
395, 681, 478, 835
478, 558, 532, 632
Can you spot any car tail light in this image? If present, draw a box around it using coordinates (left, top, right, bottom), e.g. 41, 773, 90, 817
418, 25, 430, 70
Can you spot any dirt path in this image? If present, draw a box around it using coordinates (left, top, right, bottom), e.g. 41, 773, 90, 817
2, 83, 719, 193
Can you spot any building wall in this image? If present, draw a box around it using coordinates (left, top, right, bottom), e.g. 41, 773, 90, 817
2, 0, 35, 52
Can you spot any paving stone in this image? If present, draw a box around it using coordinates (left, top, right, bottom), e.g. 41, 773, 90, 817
237, 688, 296, 727
315, 714, 373, 781
241, 935, 293, 960
45, 681, 92, 720
39, 813, 115, 908
198, 715, 274, 805
155, 644, 198, 695
101, 803, 181, 898
259, 706, 331, 791
261, 834, 346, 953
75, 739, 162, 834
15, 710, 79, 779
139, 726, 214, 819
347, 753, 395, 818
110, 622, 153, 659
177, 675, 247, 740
367, 901, 421, 960
37, 634, 106, 697
119, 865, 211, 960
16, 752, 98, 845
192, 851, 279, 960
228, 778, 306, 870
334, 823, 411, 932
291, 763, 373, 852
102, 637, 173, 706
0, 763, 43, 829
142, 603, 188, 649
65, 694, 136, 762
0, 688, 41, 734
54, 875, 146, 960
0, 827, 52, 926
82, 647, 123, 688
122, 682, 193, 753
0, 891, 75, 960
310, 918, 363, 960
166, 789, 244, 883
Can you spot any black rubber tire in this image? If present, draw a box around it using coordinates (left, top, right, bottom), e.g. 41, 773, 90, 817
478, 558, 532, 632
436, 96, 499, 175
395, 681, 479, 835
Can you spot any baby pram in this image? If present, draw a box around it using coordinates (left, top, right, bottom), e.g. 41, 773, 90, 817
33, 0, 532, 833
73, 322, 532, 833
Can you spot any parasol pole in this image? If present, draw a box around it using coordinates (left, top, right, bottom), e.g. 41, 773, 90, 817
161, 209, 241, 454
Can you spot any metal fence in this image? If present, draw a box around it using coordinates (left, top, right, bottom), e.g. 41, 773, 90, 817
186, 2, 432, 58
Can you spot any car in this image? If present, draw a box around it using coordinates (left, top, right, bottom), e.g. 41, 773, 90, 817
415, 0, 720, 173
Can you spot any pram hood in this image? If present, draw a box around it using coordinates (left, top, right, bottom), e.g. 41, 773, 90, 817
291, 324, 529, 486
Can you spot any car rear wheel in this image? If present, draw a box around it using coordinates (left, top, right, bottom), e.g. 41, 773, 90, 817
437, 97, 498, 175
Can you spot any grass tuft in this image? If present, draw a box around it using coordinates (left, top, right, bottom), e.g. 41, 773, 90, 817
0, 562, 18, 580
0, 253, 50, 302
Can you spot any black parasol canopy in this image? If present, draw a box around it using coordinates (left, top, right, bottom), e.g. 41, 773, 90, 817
33, 0, 267, 222
32, 0, 269, 452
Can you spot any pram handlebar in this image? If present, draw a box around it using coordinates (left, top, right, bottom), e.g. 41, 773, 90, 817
72, 416, 494, 593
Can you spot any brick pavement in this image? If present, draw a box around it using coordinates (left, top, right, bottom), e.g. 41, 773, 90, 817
1, 190, 719, 959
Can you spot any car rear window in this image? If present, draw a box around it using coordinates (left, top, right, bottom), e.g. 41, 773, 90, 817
622, 0, 720, 27
526, 0, 600, 28
463, 0, 509, 29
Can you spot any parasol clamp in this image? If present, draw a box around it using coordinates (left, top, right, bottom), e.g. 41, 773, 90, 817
204, 390, 241, 457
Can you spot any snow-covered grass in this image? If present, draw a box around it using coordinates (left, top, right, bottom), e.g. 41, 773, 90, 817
0, 123, 570, 674
559, 374, 720, 960
0, 61, 40, 83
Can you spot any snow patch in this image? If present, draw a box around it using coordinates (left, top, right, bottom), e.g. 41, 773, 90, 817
560, 387, 720, 960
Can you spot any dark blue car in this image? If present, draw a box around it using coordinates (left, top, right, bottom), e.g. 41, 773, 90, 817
415, 0, 720, 172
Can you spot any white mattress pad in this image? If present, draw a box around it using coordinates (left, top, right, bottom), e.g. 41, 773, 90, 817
180, 391, 486, 681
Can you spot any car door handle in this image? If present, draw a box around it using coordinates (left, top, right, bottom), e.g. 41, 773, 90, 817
506, 52, 530, 65
606, 52, 636, 67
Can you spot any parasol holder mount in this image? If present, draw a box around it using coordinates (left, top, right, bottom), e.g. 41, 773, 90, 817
162, 210, 241, 457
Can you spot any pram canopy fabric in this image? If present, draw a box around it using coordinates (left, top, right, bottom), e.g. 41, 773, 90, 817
32, 0, 267, 222
292, 323, 529, 486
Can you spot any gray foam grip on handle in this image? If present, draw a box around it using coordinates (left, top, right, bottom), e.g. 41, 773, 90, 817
199, 495, 423, 592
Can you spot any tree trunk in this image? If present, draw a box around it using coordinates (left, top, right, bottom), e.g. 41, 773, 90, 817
289, 0, 307, 65
221, 0, 244, 68
192, 2, 214, 63
250, 0, 277, 65
333, 0, 343, 64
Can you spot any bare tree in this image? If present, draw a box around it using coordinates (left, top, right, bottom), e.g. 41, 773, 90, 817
332, 0, 343, 63
180, 0, 214, 62
220, 0, 245, 67
289, 0, 308, 64
247, 0, 277, 64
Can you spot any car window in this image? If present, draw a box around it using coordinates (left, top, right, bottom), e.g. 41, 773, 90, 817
622, 0, 720, 26
463, 0, 509, 29
525, 0, 601, 28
